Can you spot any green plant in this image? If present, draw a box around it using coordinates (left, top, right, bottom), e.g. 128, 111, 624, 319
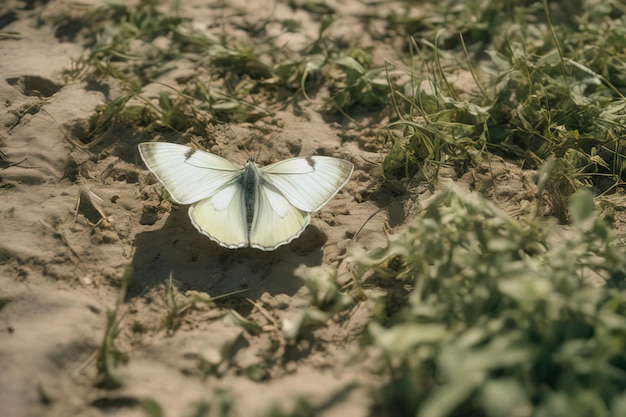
162, 273, 219, 332
348, 186, 626, 417
327, 55, 391, 113
384, 2, 626, 211
282, 265, 354, 341
95, 265, 132, 389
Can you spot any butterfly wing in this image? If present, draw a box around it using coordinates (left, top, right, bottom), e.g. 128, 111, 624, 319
138, 142, 242, 204
138, 142, 249, 248
260, 156, 354, 211
248, 182, 310, 250
188, 182, 249, 249
248, 156, 353, 250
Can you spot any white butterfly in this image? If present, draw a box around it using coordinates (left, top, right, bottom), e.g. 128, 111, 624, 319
138, 142, 354, 251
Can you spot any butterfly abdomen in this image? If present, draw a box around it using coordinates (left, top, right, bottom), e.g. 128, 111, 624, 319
241, 161, 261, 234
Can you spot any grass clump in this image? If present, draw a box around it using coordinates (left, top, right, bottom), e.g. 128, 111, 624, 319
66, 0, 275, 144
95, 265, 132, 389
65, 1, 395, 145
348, 186, 626, 417
384, 1, 626, 210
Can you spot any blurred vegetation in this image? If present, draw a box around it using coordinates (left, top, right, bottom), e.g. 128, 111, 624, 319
348, 186, 626, 417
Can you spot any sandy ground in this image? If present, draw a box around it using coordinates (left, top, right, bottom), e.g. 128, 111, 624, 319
2, 1, 620, 417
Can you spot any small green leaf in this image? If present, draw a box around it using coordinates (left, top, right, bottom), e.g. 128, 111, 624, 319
568, 189, 596, 230
140, 398, 164, 417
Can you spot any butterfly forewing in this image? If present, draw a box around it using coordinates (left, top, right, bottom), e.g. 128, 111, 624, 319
138, 142, 242, 205
260, 156, 354, 212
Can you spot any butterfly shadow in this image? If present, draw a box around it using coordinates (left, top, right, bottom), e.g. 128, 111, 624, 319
130, 206, 328, 300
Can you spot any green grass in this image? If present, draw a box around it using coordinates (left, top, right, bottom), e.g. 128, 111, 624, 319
66, 1, 397, 143
67, 1, 626, 202
384, 0, 626, 211
95, 265, 131, 389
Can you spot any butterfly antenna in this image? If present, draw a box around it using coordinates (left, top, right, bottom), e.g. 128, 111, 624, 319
262, 133, 282, 160
266, 133, 281, 148
225, 124, 252, 160
252, 133, 281, 162
353, 195, 412, 242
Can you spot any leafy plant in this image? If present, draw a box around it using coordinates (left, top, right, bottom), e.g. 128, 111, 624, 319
327, 55, 391, 113
384, 77, 490, 179
385, 1, 626, 210
348, 186, 626, 417
162, 273, 219, 333
282, 265, 353, 340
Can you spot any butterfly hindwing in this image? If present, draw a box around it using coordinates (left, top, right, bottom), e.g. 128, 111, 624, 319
188, 182, 248, 249
249, 183, 310, 250
138, 142, 242, 205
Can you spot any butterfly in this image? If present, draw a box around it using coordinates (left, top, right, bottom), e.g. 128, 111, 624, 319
138, 142, 354, 251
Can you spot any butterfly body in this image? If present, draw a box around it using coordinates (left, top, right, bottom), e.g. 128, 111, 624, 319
138, 142, 353, 251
